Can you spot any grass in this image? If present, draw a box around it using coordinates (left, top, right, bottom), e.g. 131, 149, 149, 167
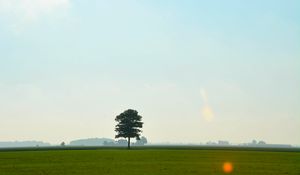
0, 147, 299, 175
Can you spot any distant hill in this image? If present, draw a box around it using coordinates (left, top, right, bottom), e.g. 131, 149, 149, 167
69, 138, 114, 146
0, 141, 51, 147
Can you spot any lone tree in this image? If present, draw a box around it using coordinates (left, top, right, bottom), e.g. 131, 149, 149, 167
115, 109, 143, 149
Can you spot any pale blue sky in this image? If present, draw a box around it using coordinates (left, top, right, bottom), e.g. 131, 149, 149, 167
0, 0, 299, 145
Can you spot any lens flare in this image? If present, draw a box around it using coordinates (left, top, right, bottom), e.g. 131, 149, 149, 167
200, 89, 214, 121
223, 162, 233, 173
201, 105, 214, 121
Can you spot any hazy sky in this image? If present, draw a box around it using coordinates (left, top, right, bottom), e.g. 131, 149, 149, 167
0, 0, 299, 145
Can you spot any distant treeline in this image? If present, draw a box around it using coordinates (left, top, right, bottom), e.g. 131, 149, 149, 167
0, 137, 148, 148
0, 141, 51, 147
70, 137, 147, 146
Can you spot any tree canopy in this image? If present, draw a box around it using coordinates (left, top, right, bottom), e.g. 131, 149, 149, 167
115, 109, 143, 149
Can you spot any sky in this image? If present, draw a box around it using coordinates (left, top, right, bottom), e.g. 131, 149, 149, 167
0, 0, 299, 145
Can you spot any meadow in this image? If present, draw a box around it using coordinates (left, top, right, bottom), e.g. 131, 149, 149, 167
0, 147, 299, 175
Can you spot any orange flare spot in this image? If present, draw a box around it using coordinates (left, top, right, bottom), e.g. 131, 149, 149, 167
223, 162, 233, 173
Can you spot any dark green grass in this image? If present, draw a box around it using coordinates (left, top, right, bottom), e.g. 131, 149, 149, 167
0, 147, 299, 175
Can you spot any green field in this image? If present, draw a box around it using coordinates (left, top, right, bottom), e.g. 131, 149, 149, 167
0, 147, 299, 175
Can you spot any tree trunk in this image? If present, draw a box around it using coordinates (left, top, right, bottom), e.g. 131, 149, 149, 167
127, 137, 131, 149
